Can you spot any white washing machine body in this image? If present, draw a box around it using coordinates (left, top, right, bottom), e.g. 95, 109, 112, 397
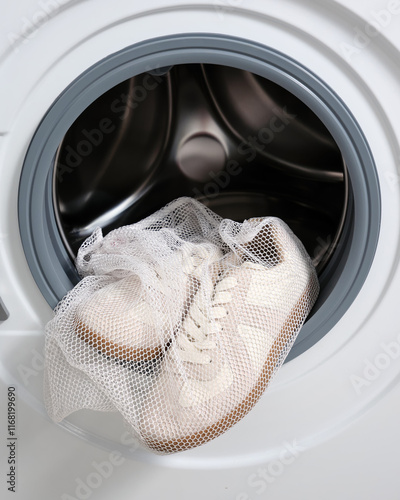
1, 1, 400, 498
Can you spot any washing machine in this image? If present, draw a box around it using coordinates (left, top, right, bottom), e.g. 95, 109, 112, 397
1, 0, 400, 498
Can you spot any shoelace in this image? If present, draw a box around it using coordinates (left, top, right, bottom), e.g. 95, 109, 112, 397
176, 275, 238, 364
179, 244, 219, 277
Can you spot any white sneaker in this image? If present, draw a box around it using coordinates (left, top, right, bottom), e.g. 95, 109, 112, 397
74, 243, 223, 364
138, 221, 319, 453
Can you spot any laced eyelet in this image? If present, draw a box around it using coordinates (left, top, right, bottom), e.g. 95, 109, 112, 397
177, 275, 236, 364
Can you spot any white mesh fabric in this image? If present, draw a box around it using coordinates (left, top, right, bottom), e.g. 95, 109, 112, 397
44, 197, 319, 454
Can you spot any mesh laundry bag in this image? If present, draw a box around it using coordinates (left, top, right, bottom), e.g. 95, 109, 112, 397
44, 197, 319, 454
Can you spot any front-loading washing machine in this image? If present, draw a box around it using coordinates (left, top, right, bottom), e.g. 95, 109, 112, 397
1, 1, 400, 498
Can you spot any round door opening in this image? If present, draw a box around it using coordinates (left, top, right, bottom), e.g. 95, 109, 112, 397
18, 35, 380, 361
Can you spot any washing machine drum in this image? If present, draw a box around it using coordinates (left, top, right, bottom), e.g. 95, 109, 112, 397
54, 63, 346, 276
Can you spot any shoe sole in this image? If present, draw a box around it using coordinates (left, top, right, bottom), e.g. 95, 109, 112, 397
75, 319, 165, 363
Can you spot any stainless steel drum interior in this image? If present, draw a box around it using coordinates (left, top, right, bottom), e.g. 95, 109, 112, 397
53, 63, 348, 275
